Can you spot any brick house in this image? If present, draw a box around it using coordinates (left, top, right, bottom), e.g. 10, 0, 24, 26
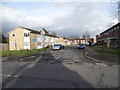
96, 22, 120, 48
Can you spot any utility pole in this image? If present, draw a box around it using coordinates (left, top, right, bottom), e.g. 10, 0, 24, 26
85, 31, 88, 44
41, 29, 46, 56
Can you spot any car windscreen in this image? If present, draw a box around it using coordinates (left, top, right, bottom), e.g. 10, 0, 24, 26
78, 44, 84, 46
54, 44, 60, 46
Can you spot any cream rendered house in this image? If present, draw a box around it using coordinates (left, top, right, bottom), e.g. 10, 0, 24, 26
8, 26, 42, 50
40, 29, 59, 47
8, 27, 71, 50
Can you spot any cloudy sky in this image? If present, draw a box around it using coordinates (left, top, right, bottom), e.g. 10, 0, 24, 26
1, 0, 119, 38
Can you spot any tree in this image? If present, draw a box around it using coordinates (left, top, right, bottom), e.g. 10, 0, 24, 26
0, 32, 8, 43
82, 32, 91, 44
69, 35, 80, 40
112, 0, 120, 22
82, 32, 90, 40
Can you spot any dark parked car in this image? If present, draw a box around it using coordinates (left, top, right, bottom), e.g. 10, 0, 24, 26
59, 44, 64, 49
77, 44, 85, 49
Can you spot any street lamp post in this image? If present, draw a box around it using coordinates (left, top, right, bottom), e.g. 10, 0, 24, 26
107, 37, 110, 48
85, 31, 88, 45
41, 31, 46, 54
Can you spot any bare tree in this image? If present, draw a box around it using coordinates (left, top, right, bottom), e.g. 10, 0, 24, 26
69, 35, 80, 40
50, 31, 57, 36
112, 0, 120, 22
118, 1, 120, 22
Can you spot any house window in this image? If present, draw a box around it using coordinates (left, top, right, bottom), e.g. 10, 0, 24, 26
44, 37, 46, 41
24, 42, 27, 46
38, 42, 41, 45
12, 34, 15, 36
110, 29, 112, 32
111, 29, 113, 32
24, 42, 30, 46
113, 28, 115, 31
117, 26, 119, 29
24, 33, 29, 37
12, 43, 16, 45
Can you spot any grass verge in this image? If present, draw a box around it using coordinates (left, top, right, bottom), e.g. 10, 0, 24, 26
91, 46, 120, 57
1, 48, 45, 58
65, 45, 73, 47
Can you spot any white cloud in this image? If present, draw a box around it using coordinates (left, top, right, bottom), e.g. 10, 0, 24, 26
1, 6, 68, 30
2, 0, 119, 2
1, 2, 118, 37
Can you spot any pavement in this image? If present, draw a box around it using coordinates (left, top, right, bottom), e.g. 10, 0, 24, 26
1, 46, 119, 88
85, 46, 119, 66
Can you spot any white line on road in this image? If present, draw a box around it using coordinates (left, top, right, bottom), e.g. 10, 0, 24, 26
1, 74, 20, 78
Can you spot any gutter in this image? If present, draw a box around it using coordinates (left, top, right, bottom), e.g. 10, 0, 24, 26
84, 47, 120, 67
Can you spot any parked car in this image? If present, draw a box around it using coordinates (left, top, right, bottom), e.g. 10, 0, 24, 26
91, 43, 95, 46
59, 44, 64, 49
52, 44, 64, 50
45, 45, 50, 48
77, 44, 85, 49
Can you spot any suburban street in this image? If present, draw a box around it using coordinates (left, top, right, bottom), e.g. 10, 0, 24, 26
1, 46, 119, 88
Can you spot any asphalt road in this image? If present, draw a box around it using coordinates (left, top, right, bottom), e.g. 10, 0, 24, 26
1, 46, 119, 88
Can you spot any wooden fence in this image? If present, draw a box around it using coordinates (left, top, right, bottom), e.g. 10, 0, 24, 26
0, 43, 9, 50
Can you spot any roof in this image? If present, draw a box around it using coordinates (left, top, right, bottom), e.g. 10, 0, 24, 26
23, 27, 59, 38
7, 26, 59, 38
80, 39, 85, 40
44, 33, 60, 38
20, 27, 40, 34
40, 28, 49, 35
7, 26, 40, 34
100, 22, 120, 35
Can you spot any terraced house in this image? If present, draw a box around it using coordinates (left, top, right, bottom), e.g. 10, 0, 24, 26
96, 22, 120, 48
8, 27, 60, 50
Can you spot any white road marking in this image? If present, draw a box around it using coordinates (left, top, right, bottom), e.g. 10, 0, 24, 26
1, 74, 20, 78
112, 65, 120, 68
6, 75, 12, 77
89, 63, 93, 65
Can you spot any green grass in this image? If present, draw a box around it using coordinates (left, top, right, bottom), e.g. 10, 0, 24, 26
0, 51, 2, 57
65, 45, 73, 47
91, 46, 120, 57
1, 48, 45, 58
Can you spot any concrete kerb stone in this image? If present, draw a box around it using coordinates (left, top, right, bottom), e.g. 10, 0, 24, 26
84, 48, 120, 67
84, 49, 103, 63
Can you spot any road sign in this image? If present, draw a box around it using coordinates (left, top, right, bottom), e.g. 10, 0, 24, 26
32, 38, 37, 42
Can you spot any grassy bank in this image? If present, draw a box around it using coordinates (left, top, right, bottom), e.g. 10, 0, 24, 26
65, 45, 73, 47
1, 48, 45, 58
91, 46, 120, 57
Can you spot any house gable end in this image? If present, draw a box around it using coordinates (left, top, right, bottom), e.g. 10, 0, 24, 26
7, 26, 24, 35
